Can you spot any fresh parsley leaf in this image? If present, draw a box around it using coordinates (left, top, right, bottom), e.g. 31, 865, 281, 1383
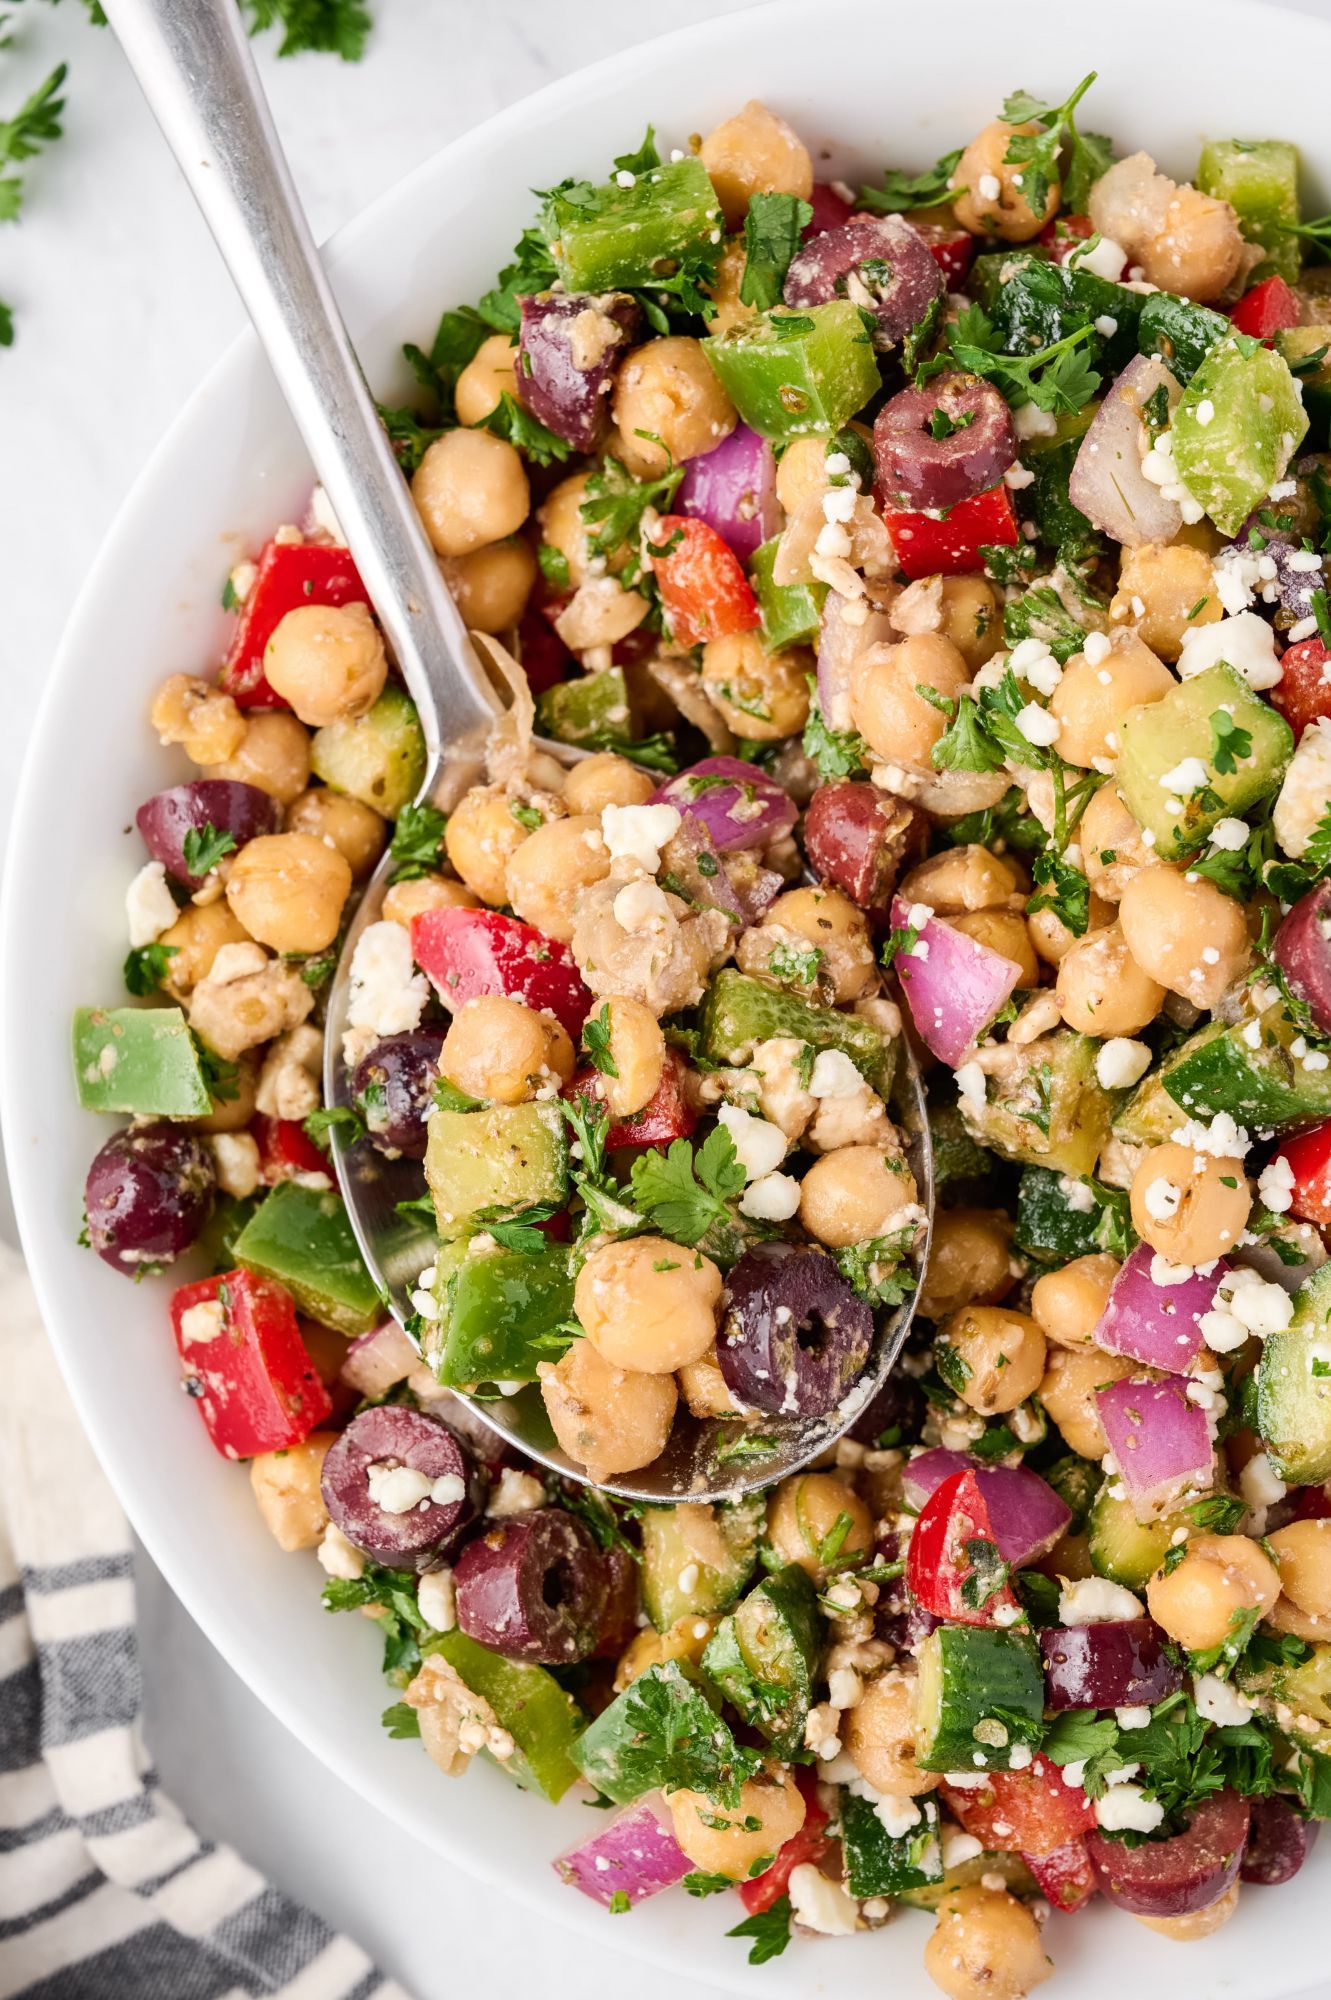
0, 63, 66, 229
726, 1895, 792, 1966
181, 823, 238, 878
833, 1228, 919, 1309
944, 298, 1101, 413
712, 1428, 780, 1466
1027, 846, 1091, 938
880, 922, 920, 969
435, 1076, 485, 1114
380, 1700, 421, 1739
929, 405, 976, 441
604, 1661, 764, 1806
607, 1890, 631, 1915
387, 800, 447, 883
538, 541, 571, 590
683, 1870, 735, 1897
377, 402, 446, 475
484, 1204, 562, 1255
802, 687, 868, 780
580, 453, 684, 574
322, 1561, 432, 1681
123, 942, 178, 997
304, 1104, 367, 1153
192, 1036, 240, 1104
1187, 1492, 1247, 1535
613, 126, 662, 177
582, 1004, 619, 1079
739, 192, 813, 311
1209, 708, 1253, 775
477, 391, 571, 466
1189, 1603, 1262, 1679
1000, 73, 1100, 220
858, 147, 964, 215
629, 1127, 745, 1246
767, 940, 823, 986
240, 0, 373, 60
930, 693, 1006, 774
477, 225, 558, 336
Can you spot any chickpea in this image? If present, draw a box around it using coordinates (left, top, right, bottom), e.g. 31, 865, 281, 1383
561, 750, 655, 815
850, 634, 971, 768
441, 536, 537, 635
1031, 1253, 1118, 1350
699, 99, 813, 230
1137, 183, 1245, 302
939, 575, 1004, 671
700, 632, 812, 740
285, 787, 386, 880
1028, 891, 1116, 966
158, 900, 252, 999
595, 995, 666, 1118
614, 1614, 716, 1692
440, 994, 573, 1106
1264, 1519, 1331, 1623
262, 602, 387, 728
762, 886, 876, 1003
1079, 785, 1157, 904
947, 909, 1040, 988
611, 337, 737, 480
504, 814, 609, 944
538, 1339, 677, 1481
201, 710, 311, 806
800, 1145, 916, 1249
939, 1304, 1046, 1415
224, 831, 351, 954
1130, 1140, 1252, 1264
677, 1346, 740, 1420
1146, 1532, 1280, 1650
1057, 922, 1165, 1036
923, 1885, 1052, 2000
151, 672, 246, 765
707, 236, 754, 335
1050, 632, 1174, 770
952, 121, 1059, 241
668, 1766, 805, 1880
411, 429, 530, 559
381, 873, 478, 927
1040, 1346, 1135, 1458
452, 333, 518, 426
916, 1210, 1012, 1320
1111, 542, 1223, 661
193, 1051, 260, 1134
249, 1432, 335, 1552
898, 845, 1023, 915
1137, 1877, 1239, 1940
1118, 867, 1250, 1010
846, 1672, 940, 1797
444, 782, 532, 906
575, 1235, 722, 1374
775, 435, 833, 517
538, 472, 607, 589
767, 1472, 873, 1578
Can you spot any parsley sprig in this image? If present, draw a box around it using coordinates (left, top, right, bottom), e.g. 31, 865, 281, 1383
629, 1126, 746, 1246
1000, 73, 1107, 218
939, 299, 1102, 413
858, 147, 964, 216
739, 191, 813, 311
386, 800, 447, 883
181, 823, 238, 878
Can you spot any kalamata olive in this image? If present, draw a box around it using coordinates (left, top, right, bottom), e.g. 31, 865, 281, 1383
352, 1029, 446, 1159
593, 1543, 641, 1659
1085, 1789, 1250, 1917
1241, 1795, 1318, 1885
1274, 880, 1331, 1036
803, 782, 926, 912
1040, 1618, 1182, 1711
784, 216, 944, 353
803, 182, 854, 238
320, 1405, 479, 1571
83, 1124, 215, 1275
718, 1244, 874, 1418
136, 779, 283, 888
873, 372, 1017, 511
517, 292, 639, 452
454, 1507, 609, 1664
848, 1367, 925, 1447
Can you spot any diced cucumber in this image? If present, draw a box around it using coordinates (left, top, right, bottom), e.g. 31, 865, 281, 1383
702, 302, 882, 441
424, 1102, 568, 1242
544, 156, 722, 293
231, 1180, 382, 1334
1258, 1261, 1331, 1484
426, 1241, 574, 1389
896, 1848, 1037, 1910
310, 684, 426, 816
1021, 406, 1096, 547
1013, 1165, 1104, 1264
699, 968, 896, 1095
841, 1792, 943, 1897
1171, 336, 1308, 535
1137, 292, 1230, 387
569, 1660, 735, 1805
1198, 139, 1302, 284
1116, 661, 1293, 861
929, 1102, 996, 1189
73, 1005, 211, 1117
1045, 1453, 1102, 1535
1278, 326, 1331, 448
535, 666, 635, 750
1238, 1638, 1331, 1750
1115, 1002, 1331, 1143
749, 536, 826, 650
991, 256, 1143, 375
429, 1629, 584, 1802
1087, 1482, 1179, 1586
700, 1564, 819, 1758
959, 1030, 1113, 1177
639, 1494, 764, 1630
912, 1624, 1045, 1772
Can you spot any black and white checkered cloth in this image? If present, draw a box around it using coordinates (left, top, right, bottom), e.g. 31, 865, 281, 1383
0, 1247, 411, 2000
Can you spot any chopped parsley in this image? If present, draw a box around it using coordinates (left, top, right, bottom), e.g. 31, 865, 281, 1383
582, 1004, 620, 1079
122, 942, 178, 997
477, 390, 571, 466
726, 1895, 792, 1966
739, 191, 813, 311
629, 1127, 746, 1246
802, 685, 869, 780
386, 800, 447, 882
1000, 74, 1108, 218
181, 823, 238, 878
858, 147, 964, 215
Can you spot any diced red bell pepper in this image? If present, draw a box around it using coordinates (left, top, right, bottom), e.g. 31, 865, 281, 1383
221, 540, 371, 707
908, 211, 976, 288
804, 182, 855, 238
736, 1772, 835, 1913
881, 484, 1019, 580
1271, 636, 1331, 739
647, 515, 761, 648
565, 1050, 698, 1150
1022, 1836, 1098, 1910
906, 1467, 1024, 1627
1039, 214, 1095, 265
410, 906, 592, 1040
1230, 274, 1301, 341
171, 1269, 332, 1458
251, 1114, 333, 1185
516, 607, 574, 698
1271, 1120, 1331, 1226
940, 1757, 1097, 1859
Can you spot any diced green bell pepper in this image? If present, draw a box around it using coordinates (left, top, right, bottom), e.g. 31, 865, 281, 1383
749, 535, 825, 649
1278, 326, 1331, 448
1014, 1165, 1108, 1264
310, 684, 427, 817
1198, 138, 1302, 284
73, 1005, 211, 1117
700, 1564, 819, 1758
544, 156, 722, 293
231, 1180, 382, 1334
429, 1629, 584, 1802
958, 1030, 1113, 1177
699, 968, 896, 1095
1116, 660, 1293, 861
841, 1792, 943, 1897
424, 1101, 567, 1242
535, 666, 634, 750
703, 302, 881, 441
1171, 335, 1308, 535
1136, 291, 1231, 386
426, 1240, 573, 1389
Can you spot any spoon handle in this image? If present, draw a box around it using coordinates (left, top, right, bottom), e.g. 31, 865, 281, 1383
102, 0, 501, 778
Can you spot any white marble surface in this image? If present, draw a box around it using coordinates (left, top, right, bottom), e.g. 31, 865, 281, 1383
3, 1, 1331, 1994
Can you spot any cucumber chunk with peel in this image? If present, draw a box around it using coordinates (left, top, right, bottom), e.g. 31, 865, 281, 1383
1258, 1262, 1331, 1484
1197, 139, 1302, 284
311, 684, 426, 816
1116, 661, 1292, 862
912, 1624, 1045, 1772
1171, 336, 1308, 536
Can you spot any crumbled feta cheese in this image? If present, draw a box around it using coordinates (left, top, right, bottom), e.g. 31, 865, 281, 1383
809, 1049, 863, 1099
1240, 1451, 1287, 1509
613, 878, 673, 932
1095, 1038, 1152, 1090
1016, 702, 1060, 747
1116, 1706, 1152, 1730
1059, 1577, 1145, 1625
1174, 1112, 1250, 1160
1004, 463, 1036, 491
309, 483, 346, 543
1159, 756, 1210, 796
718, 1103, 788, 1182
317, 1523, 365, 1580
941, 1830, 984, 1869
1178, 610, 1283, 691
1193, 1672, 1254, 1728
1275, 717, 1331, 858
366, 1463, 466, 1514
1143, 1176, 1181, 1223
1209, 816, 1250, 852
1083, 629, 1112, 668
125, 860, 179, 949
954, 1061, 986, 1111
787, 1862, 859, 1936
1194, 398, 1216, 427
1212, 1264, 1294, 1339
1014, 402, 1059, 440
1258, 1154, 1297, 1214
487, 1468, 546, 1518
343, 921, 428, 1066
178, 1300, 226, 1347
209, 1132, 261, 1200
740, 1171, 802, 1221
600, 801, 678, 873
1094, 1784, 1164, 1834
417, 1567, 456, 1632
977, 172, 1003, 201
1071, 233, 1128, 281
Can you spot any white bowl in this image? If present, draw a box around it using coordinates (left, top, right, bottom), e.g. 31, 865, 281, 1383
5, 1, 1328, 1991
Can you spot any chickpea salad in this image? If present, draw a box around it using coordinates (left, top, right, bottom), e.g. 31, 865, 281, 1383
71, 72, 1331, 1996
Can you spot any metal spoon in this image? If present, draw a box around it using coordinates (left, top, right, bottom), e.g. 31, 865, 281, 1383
107, 0, 933, 1500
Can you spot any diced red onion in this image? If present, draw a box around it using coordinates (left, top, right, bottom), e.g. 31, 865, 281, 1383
675, 424, 779, 561
890, 896, 1023, 1067
1092, 1243, 1231, 1375
816, 591, 896, 734
552, 1797, 691, 1907
1068, 355, 1183, 548
1095, 1376, 1213, 1520
340, 1322, 419, 1398
901, 1450, 1070, 1567
651, 756, 797, 851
